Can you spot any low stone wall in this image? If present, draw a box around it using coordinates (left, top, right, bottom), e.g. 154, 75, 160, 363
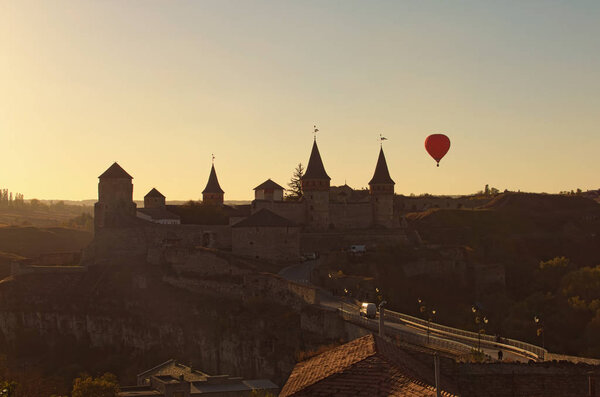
546, 352, 600, 365
163, 271, 319, 311
11, 263, 87, 276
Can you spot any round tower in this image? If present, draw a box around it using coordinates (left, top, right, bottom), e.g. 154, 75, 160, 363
301, 140, 330, 230
94, 162, 137, 230
369, 147, 395, 228
202, 163, 224, 205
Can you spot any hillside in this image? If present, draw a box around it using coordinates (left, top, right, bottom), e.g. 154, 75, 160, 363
0, 226, 93, 258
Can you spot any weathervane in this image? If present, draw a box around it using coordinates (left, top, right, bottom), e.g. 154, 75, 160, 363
379, 133, 388, 147
313, 125, 319, 141
212, 153, 215, 164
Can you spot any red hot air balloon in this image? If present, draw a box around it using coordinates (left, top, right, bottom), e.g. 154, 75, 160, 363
425, 134, 451, 167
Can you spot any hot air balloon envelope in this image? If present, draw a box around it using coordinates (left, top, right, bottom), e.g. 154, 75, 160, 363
425, 134, 451, 167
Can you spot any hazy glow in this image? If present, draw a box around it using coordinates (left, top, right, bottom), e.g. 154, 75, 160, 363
1, 1, 599, 200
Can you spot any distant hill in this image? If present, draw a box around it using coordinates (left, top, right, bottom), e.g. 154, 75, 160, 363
0, 226, 93, 258
481, 192, 600, 212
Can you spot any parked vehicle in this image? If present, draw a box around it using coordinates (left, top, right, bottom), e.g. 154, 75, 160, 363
359, 302, 377, 319
302, 252, 318, 261
350, 245, 366, 254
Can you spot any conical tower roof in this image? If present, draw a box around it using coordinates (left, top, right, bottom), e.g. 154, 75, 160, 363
99, 162, 133, 179
369, 147, 394, 185
202, 164, 224, 194
303, 140, 330, 180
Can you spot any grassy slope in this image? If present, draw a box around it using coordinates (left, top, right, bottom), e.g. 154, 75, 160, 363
0, 227, 93, 258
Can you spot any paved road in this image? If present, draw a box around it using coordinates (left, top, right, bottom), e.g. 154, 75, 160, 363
278, 259, 529, 362
278, 259, 316, 285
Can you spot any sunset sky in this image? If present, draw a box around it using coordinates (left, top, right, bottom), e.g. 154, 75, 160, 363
1, 1, 599, 201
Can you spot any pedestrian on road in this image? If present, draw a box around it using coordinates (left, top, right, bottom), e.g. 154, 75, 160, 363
497, 350, 503, 361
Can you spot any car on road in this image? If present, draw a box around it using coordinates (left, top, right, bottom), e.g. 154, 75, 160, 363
359, 302, 377, 319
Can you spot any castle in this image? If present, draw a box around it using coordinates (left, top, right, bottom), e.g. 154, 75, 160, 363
93, 138, 406, 262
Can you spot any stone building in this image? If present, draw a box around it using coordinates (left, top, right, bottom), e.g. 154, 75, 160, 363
144, 188, 166, 208
301, 139, 331, 230
369, 147, 395, 228
119, 359, 279, 397
232, 208, 300, 261
94, 162, 137, 230
202, 164, 224, 206
251, 138, 400, 230
253, 179, 284, 201
136, 188, 182, 225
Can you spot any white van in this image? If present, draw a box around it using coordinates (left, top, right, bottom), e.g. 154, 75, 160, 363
359, 302, 377, 319
350, 245, 366, 254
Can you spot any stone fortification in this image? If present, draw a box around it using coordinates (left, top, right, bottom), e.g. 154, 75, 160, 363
300, 230, 409, 253
251, 200, 305, 225
329, 202, 373, 229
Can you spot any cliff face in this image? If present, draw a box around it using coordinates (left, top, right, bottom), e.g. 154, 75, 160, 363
0, 262, 337, 393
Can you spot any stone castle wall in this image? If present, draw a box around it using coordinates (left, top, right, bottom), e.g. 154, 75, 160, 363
397, 196, 492, 213
329, 202, 372, 229
300, 230, 408, 253
232, 226, 300, 262
251, 200, 305, 224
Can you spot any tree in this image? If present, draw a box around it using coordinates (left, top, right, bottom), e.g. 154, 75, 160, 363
71, 373, 118, 397
286, 163, 304, 201
0, 380, 17, 397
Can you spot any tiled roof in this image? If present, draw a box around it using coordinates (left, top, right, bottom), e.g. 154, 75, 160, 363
144, 188, 165, 198
280, 334, 457, 397
99, 162, 133, 179
137, 207, 180, 220
369, 147, 395, 185
254, 179, 285, 191
303, 140, 330, 180
202, 164, 224, 194
232, 208, 298, 228
137, 359, 208, 382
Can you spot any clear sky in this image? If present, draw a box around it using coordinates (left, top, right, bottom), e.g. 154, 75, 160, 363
1, 1, 599, 200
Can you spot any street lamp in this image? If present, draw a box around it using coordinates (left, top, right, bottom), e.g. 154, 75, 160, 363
534, 315, 545, 349
472, 305, 488, 352
418, 299, 436, 344
427, 309, 436, 344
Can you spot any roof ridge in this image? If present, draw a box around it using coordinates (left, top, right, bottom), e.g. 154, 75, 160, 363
98, 162, 133, 179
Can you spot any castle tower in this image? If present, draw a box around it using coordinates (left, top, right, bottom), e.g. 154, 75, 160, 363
202, 164, 224, 205
369, 147, 395, 227
94, 162, 137, 230
301, 140, 330, 230
144, 188, 166, 209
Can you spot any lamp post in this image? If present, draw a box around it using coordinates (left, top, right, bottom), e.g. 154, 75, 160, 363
534, 315, 545, 349
472, 305, 488, 352
427, 309, 436, 344
418, 299, 436, 344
